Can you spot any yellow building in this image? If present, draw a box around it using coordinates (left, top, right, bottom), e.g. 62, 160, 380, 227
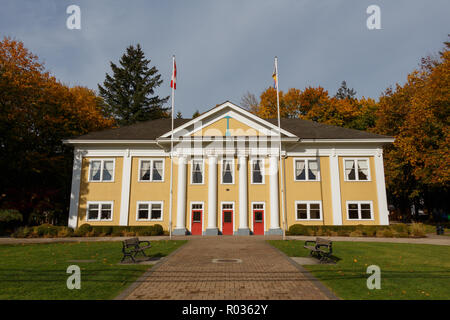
64, 101, 394, 235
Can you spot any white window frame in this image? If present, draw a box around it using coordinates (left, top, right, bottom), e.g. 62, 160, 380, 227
295, 201, 323, 221
138, 158, 165, 182
190, 158, 205, 185
346, 201, 374, 221
136, 201, 164, 221
293, 158, 320, 181
220, 158, 235, 184
250, 158, 265, 184
250, 201, 266, 233
189, 201, 205, 234
86, 201, 114, 222
343, 158, 371, 182
88, 159, 115, 182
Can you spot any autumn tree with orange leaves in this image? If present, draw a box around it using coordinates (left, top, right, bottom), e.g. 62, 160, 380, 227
0, 37, 115, 225
374, 41, 450, 219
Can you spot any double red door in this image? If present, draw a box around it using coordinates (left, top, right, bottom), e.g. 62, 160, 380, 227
253, 210, 264, 235
191, 210, 202, 235
222, 210, 233, 235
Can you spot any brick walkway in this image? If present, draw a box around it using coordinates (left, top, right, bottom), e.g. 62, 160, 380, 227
119, 237, 337, 300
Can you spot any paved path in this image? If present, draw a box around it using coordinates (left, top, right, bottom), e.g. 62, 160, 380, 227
118, 237, 337, 300
1, 234, 449, 246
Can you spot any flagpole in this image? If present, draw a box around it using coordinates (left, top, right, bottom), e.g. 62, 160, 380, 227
275, 57, 286, 241
169, 55, 175, 240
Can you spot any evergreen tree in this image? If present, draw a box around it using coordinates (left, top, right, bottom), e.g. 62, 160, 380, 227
98, 44, 169, 125
192, 110, 201, 118
175, 111, 183, 119
335, 81, 356, 100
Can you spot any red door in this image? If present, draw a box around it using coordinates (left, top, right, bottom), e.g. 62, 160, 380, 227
191, 210, 202, 235
253, 210, 264, 235
222, 210, 233, 235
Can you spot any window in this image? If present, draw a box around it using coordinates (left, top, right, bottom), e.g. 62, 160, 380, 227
89, 159, 115, 182
137, 202, 163, 221
294, 159, 319, 181
295, 201, 322, 220
191, 159, 204, 184
251, 159, 264, 184
221, 159, 234, 184
139, 159, 164, 182
86, 202, 113, 221
344, 158, 370, 181
347, 202, 373, 220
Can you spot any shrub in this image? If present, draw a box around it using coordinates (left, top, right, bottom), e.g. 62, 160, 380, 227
0, 209, 23, 235
288, 224, 309, 235
410, 223, 426, 237
57, 227, 74, 237
390, 223, 409, 234
152, 224, 164, 235
382, 229, 394, 238
75, 223, 92, 236
349, 230, 363, 237
36, 224, 58, 237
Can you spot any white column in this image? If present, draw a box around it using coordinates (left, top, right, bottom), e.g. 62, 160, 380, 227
329, 150, 343, 225
237, 154, 250, 235
268, 155, 282, 234
68, 149, 82, 229
375, 149, 390, 225
206, 155, 218, 235
174, 155, 187, 235
119, 149, 132, 226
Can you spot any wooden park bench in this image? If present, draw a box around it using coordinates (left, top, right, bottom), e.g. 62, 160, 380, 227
121, 237, 152, 263
304, 237, 333, 263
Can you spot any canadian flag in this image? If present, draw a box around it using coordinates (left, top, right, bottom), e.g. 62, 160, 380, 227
170, 58, 177, 90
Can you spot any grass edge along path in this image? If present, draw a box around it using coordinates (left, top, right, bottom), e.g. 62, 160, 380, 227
0, 240, 187, 300
268, 240, 450, 300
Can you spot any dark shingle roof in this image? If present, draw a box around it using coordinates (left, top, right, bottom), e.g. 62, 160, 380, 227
70, 117, 391, 141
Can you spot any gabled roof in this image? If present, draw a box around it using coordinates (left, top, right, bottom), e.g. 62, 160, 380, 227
65, 101, 394, 143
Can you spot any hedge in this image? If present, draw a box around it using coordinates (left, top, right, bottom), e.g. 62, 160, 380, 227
12, 223, 165, 238
287, 223, 427, 238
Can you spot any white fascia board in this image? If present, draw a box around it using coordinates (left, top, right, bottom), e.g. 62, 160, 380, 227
299, 138, 395, 143
63, 139, 158, 145
160, 101, 297, 138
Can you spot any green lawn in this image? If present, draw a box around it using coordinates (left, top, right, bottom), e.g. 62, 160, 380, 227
0, 240, 186, 300
268, 240, 450, 300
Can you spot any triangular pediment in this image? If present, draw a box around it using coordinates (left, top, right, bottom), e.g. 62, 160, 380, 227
160, 101, 296, 138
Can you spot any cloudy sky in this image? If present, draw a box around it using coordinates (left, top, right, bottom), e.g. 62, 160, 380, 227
1, 0, 449, 117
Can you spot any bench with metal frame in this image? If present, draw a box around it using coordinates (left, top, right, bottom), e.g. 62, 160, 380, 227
121, 237, 152, 263
303, 237, 333, 263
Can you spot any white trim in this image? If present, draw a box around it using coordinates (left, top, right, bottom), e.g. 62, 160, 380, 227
346, 201, 375, 221
86, 201, 114, 222
250, 158, 265, 184
87, 158, 116, 182
220, 157, 235, 184
136, 201, 164, 221
329, 154, 343, 225
68, 150, 82, 229
250, 202, 266, 233
190, 158, 205, 185
294, 201, 323, 221
342, 157, 371, 182
298, 138, 395, 143
137, 158, 165, 182
374, 151, 389, 225
220, 201, 235, 233
160, 101, 297, 138
119, 151, 131, 226
64, 139, 159, 145
293, 157, 321, 181
189, 201, 205, 234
